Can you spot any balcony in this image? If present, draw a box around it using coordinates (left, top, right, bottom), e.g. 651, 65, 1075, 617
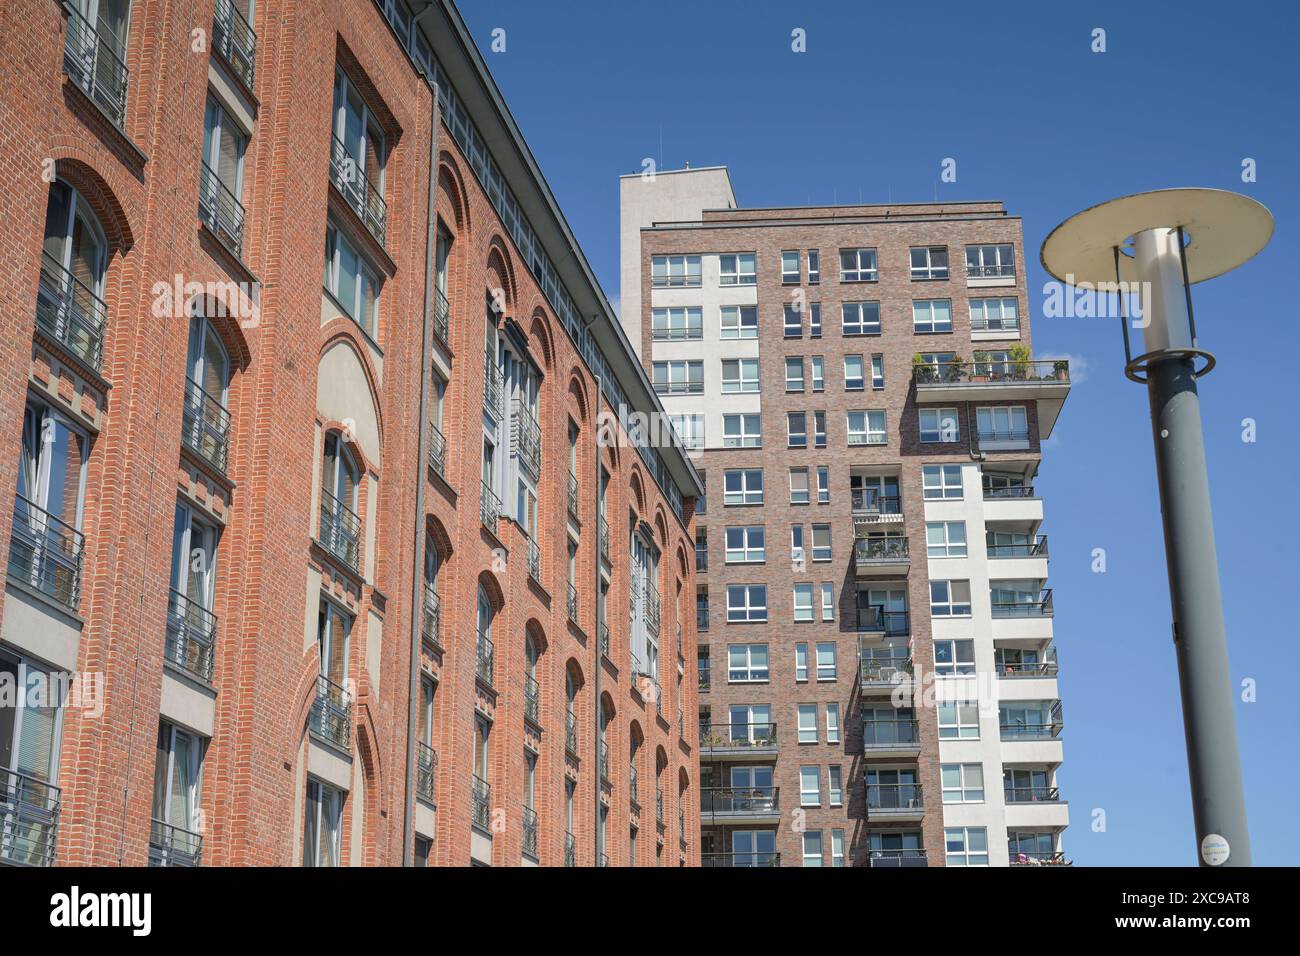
701, 787, 780, 822
857, 606, 909, 636
1005, 786, 1061, 804
319, 489, 361, 571
1010, 850, 1071, 866
309, 674, 352, 750
212, 0, 257, 89
416, 743, 437, 805
988, 536, 1049, 559
476, 629, 494, 686
182, 377, 232, 474
165, 589, 218, 683
564, 831, 576, 867
0, 768, 60, 866
854, 536, 910, 576
428, 422, 447, 479
852, 491, 903, 536
526, 537, 541, 583
1000, 704, 1063, 741
422, 585, 441, 649
866, 784, 925, 821
62, 3, 128, 130
479, 481, 501, 535
147, 818, 203, 867
522, 806, 538, 860
997, 650, 1059, 678
329, 134, 387, 247
645, 583, 661, 637
702, 852, 780, 868
567, 471, 579, 518
565, 710, 578, 757
198, 160, 246, 257
868, 849, 927, 868
524, 675, 540, 727
511, 398, 542, 477
482, 352, 504, 419
858, 648, 913, 695
991, 589, 1054, 618
8, 495, 84, 611
471, 775, 490, 833
913, 360, 1070, 437
432, 286, 450, 345
698, 722, 777, 760
862, 719, 921, 758
36, 251, 106, 373
567, 583, 579, 626
599, 516, 610, 562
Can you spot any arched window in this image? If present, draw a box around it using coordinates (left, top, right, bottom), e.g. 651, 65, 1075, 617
524, 630, 540, 723
319, 432, 361, 567
183, 309, 232, 472
421, 532, 440, 644
475, 586, 494, 684
38, 179, 108, 369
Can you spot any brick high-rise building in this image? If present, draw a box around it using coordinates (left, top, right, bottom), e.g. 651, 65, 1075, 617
0, 0, 701, 868
621, 167, 1070, 867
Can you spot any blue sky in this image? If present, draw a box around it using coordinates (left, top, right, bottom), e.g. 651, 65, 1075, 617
458, 0, 1300, 865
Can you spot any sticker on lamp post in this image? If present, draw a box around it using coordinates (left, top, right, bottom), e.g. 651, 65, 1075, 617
1200, 833, 1230, 866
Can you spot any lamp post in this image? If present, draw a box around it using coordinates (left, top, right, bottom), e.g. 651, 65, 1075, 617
1041, 189, 1272, 867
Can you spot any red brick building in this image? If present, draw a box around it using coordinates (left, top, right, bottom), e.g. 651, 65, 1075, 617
0, 0, 701, 867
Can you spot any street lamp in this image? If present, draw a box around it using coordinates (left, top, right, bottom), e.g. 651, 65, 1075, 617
1041, 189, 1272, 867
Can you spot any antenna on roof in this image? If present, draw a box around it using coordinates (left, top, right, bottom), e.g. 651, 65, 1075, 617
684, 161, 690, 169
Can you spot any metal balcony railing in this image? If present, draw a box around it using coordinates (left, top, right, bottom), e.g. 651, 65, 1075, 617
319, 489, 361, 571
329, 134, 387, 246
511, 398, 541, 477
567, 583, 579, 625
1010, 850, 1070, 866
678, 807, 686, 846
1004, 786, 1060, 803
696, 607, 709, 632
432, 285, 450, 344
913, 360, 1069, 386
599, 740, 610, 782
698, 722, 777, 750
701, 852, 780, 868
564, 830, 576, 867
422, 585, 441, 648
868, 849, 927, 867
629, 765, 640, 808
967, 262, 1015, 278
697, 661, 711, 692
522, 806, 538, 859
0, 768, 61, 866
567, 471, 579, 517
656, 788, 664, 825
482, 351, 504, 419
36, 252, 107, 372
62, 3, 129, 129
599, 622, 611, 659
997, 653, 1059, 678
471, 775, 490, 832
866, 784, 924, 812
702, 787, 779, 816
526, 537, 540, 582
977, 427, 1031, 445
212, 0, 257, 88
1000, 708, 1064, 741
857, 606, 910, 635
165, 589, 218, 682
645, 583, 660, 637
8, 495, 84, 611
985, 484, 1035, 499
182, 377, 232, 474
987, 536, 1049, 558
309, 674, 352, 750
991, 589, 1054, 618
854, 537, 910, 563
416, 743, 437, 805
480, 481, 501, 534
427, 422, 447, 479
599, 516, 610, 561
148, 818, 203, 867
862, 719, 920, 749
598, 852, 609, 867
859, 649, 913, 685
198, 160, 246, 256
565, 710, 578, 756
851, 491, 902, 516
524, 675, 540, 726
476, 629, 494, 686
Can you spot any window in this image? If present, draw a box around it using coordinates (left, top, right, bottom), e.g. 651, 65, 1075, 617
814, 416, 827, 451
938, 701, 981, 740
970, 297, 1019, 331
793, 584, 814, 622
942, 764, 986, 803
913, 299, 953, 334
910, 246, 949, 280
790, 525, 804, 564
800, 767, 821, 807
831, 830, 844, 867
815, 642, 837, 681
785, 357, 805, 392
808, 303, 822, 337
797, 704, 818, 743
794, 643, 808, 681
871, 355, 884, 390
695, 528, 708, 572
414, 837, 431, 866
14, 401, 88, 606
303, 779, 344, 866
811, 524, 831, 561
723, 414, 762, 448
926, 521, 968, 558
694, 472, 706, 515
844, 355, 865, 390
786, 412, 807, 448
815, 464, 828, 501
323, 221, 381, 335
934, 639, 977, 676
723, 469, 763, 506
945, 827, 989, 866
151, 722, 205, 863
719, 305, 758, 339
810, 356, 824, 391
651, 306, 703, 340
923, 464, 964, 499
783, 305, 802, 338
333, 68, 387, 193
847, 410, 886, 446
789, 467, 810, 504
200, 98, 247, 249
727, 644, 769, 682
919, 407, 959, 443
842, 301, 881, 335
719, 252, 757, 286
825, 702, 840, 742
781, 250, 800, 283
828, 766, 843, 807
168, 503, 219, 674
966, 243, 1015, 278
977, 406, 1029, 442
669, 414, 705, 451
808, 250, 820, 284
652, 360, 703, 395
651, 254, 701, 287
726, 585, 768, 623
820, 584, 835, 622
802, 830, 823, 867
732, 828, 777, 867
931, 580, 973, 616
724, 526, 765, 564
320, 431, 361, 564
839, 248, 878, 282
721, 358, 759, 393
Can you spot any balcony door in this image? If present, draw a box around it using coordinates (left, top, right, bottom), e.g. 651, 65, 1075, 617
303, 779, 342, 867
731, 829, 775, 867
322, 432, 359, 514
43, 180, 107, 300
200, 99, 246, 232
170, 503, 217, 606
317, 599, 350, 690
332, 70, 385, 194
15, 403, 87, 604
0, 650, 65, 865
151, 723, 203, 861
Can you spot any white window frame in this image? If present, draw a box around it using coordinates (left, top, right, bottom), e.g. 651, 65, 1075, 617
977, 405, 1029, 442
926, 520, 968, 558
726, 584, 768, 623
723, 468, 764, 506
783, 305, 802, 338
839, 247, 878, 282
919, 407, 960, 444
651, 306, 703, 340
786, 412, 807, 448
652, 360, 704, 395
909, 245, 949, 280
781, 250, 800, 284
719, 252, 757, 286
966, 243, 1015, 278
802, 830, 823, 867
719, 305, 758, 340
797, 704, 818, 744
799, 766, 821, 807
825, 702, 840, 743
938, 701, 981, 740
843, 354, 865, 390
793, 584, 814, 622
842, 301, 881, 335
810, 356, 824, 391
945, 826, 989, 867
795, 643, 808, 681
871, 354, 885, 390
721, 358, 759, 394
828, 765, 843, 807
724, 526, 766, 564
847, 410, 886, 446
820, 583, 834, 622
808, 250, 820, 284
930, 579, 973, 616
815, 642, 837, 681
913, 298, 953, 334
941, 763, 986, 804
722, 414, 762, 448
970, 297, 1019, 331
651, 254, 702, 288
789, 467, 810, 504
811, 524, 831, 562
934, 638, 977, 676
785, 357, 805, 392
323, 220, 381, 337
303, 778, 344, 867
727, 643, 770, 683
922, 464, 964, 499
